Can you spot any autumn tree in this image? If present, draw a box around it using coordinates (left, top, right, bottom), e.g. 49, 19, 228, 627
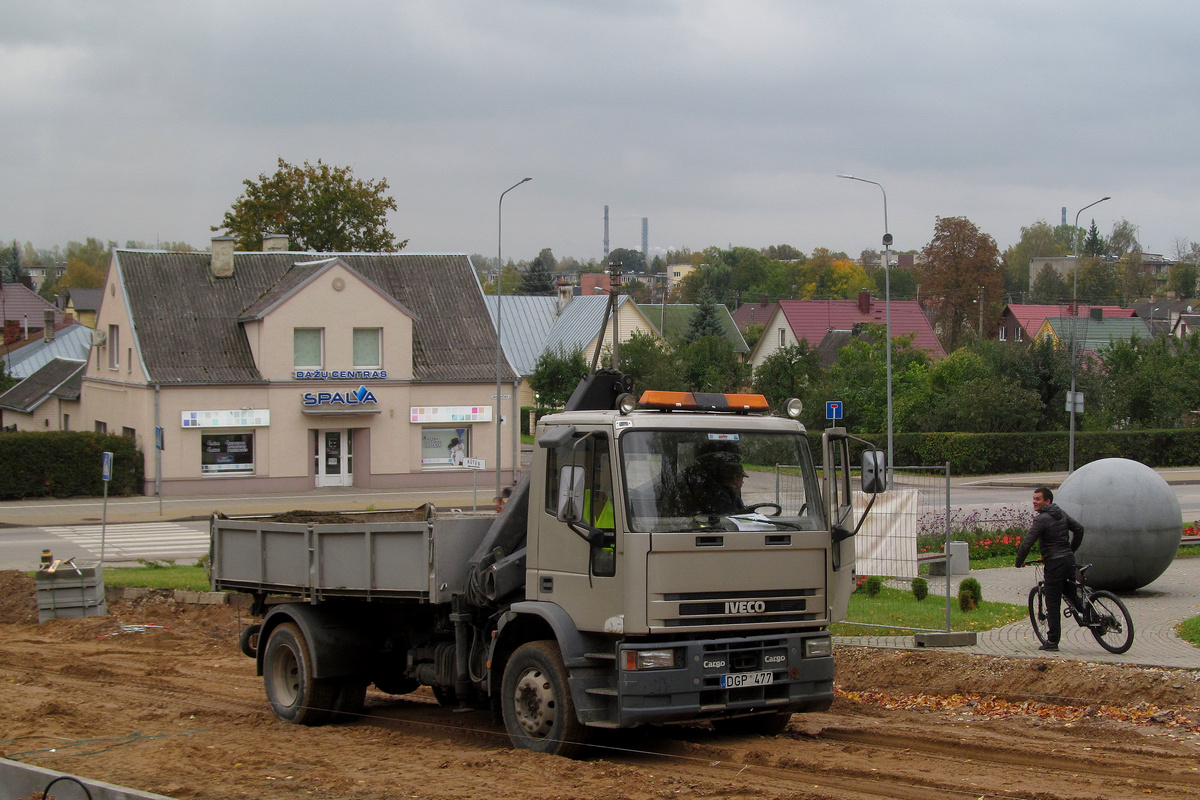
1002, 220, 1070, 299
214, 158, 405, 252
919, 217, 1003, 351
56, 238, 112, 291
1168, 260, 1198, 299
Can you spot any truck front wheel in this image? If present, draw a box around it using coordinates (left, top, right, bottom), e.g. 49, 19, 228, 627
263, 622, 337, 726
501, 641, 588, 757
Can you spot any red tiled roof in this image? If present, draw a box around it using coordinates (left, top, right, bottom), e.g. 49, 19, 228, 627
775, 298, 946, 358
0, 282, 63, 326
732, 301, 778, 331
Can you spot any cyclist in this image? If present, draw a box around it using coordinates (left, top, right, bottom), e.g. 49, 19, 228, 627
1015, 485, 1085, 651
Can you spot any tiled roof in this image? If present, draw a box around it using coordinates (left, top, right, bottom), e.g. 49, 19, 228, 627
1004, 303, 1133, 338
0, 282, 63, 326
775, 299, 946, 358
639, 304, 749, 352
114, 250, 516, 384
2, 323, 93, 379
1043, 316, 1152, 352
0, 358, 85, 414
66, 288, 103, 313
731, 301, 778, 332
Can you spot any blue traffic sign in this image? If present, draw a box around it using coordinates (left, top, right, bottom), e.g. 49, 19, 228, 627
826, 401, 843, 420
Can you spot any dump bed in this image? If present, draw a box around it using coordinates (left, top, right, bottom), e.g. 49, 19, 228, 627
210, 510, 494, 605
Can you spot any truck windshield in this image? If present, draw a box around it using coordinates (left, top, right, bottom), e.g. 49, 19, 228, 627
620, 429, 823, 533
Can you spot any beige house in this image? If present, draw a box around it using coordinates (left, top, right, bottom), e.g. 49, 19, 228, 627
81, 238, 519, 496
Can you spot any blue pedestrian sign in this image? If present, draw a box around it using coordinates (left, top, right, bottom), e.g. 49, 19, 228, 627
101, 451, 113, 482
826, 401, 843, 420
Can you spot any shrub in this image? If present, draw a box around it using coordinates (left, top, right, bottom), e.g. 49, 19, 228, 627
911, 577, 928, 602
864, 576, 882, 598
958, 577, 982, 611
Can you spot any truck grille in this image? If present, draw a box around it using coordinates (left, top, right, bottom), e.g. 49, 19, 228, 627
653, 588, 820, 629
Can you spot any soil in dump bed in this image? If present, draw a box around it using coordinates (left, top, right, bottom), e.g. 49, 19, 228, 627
260, 506, 432, 524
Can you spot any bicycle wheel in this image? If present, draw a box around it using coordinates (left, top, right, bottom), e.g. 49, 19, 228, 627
1085, 590, 1134, 654
1027, 585, 1051, 646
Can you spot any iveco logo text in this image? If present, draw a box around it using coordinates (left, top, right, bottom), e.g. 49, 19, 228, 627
724, 600, 766, 614
302, 385, 379, 406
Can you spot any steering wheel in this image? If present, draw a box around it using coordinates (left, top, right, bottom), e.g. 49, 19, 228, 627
745, 502, 782, 517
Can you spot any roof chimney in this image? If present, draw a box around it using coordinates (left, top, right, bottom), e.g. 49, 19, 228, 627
857, 290, 872, 314
211, 235, 235, 279
262, 232, 289, 252
44, 309, 55, 342
556, 280, 573, 314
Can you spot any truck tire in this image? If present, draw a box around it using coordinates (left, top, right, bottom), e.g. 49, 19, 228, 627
501, 641, 588, 758
711, 711, 792, 737
238, 623, 261, 658
263, 622, 337, 726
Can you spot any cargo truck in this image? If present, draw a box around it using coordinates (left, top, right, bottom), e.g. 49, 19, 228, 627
211, 371, 886, 756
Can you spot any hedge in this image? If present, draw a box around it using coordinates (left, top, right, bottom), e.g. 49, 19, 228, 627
847, 429, 1200, 475
0, 431, 144, 499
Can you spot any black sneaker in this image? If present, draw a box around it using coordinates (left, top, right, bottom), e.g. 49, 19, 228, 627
1038, 642, 1059, 652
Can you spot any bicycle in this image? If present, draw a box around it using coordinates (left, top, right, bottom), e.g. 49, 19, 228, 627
1027, 559, 1135, 654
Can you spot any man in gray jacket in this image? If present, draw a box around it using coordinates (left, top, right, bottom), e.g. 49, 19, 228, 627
1015, 485, 1085, 651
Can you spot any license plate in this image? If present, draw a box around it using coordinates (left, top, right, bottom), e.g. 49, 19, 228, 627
720, 670, 774, 689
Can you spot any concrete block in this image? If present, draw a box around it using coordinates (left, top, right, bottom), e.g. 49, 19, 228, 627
196, 592, 228, 605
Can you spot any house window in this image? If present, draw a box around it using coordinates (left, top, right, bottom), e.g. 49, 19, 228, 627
778, 327, 786, 347
201, 432, 255, 475
63, 414, 70, 431
353, 328, 381, 368
294, 328, 324, 368
421, 427, 470, 468
95, 421, 107, 434
998, 327, 1007, 342
122, 427, 136, 439
108, 325, 119, 370
1016, 328, 1023, 342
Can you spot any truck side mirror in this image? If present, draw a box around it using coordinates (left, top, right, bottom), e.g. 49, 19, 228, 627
861, 450, 887, 493
556, 465, 586, 523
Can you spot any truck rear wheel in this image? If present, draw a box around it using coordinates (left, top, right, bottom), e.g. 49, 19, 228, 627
263, 622, 337, 726
501, 641, 588, 757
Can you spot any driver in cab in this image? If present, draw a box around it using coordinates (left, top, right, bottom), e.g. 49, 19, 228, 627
696, 451, 748, 515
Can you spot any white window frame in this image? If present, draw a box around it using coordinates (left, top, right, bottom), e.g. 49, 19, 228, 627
352, 327, 382, 368
294, 328, 324, 369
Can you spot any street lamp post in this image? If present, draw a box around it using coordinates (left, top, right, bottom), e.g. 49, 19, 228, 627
838, 174, 893, 479
496, 177, 531, 502
1068, 195, 1111, 474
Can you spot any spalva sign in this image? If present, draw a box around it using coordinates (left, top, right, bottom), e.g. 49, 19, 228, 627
302, 385, 379, 408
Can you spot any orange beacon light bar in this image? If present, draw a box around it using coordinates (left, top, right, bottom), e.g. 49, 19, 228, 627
638, 391, 770, 413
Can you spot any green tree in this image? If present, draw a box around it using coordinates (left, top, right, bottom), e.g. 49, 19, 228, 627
897, 348, 1044, 433
1083, 219, 1107, 257
517, 251, 556, 295
678, 336, 749, 394
1108, 219, 1140, 257
1030, 262, 1068, 303
1092, 333, 1200, 429
607, 247, 646, 275
1002, 220, 1069, 299
685, 288, 727, 342
1168, 260, 1198, 299
214, 158, 405, 252
919, 217, 1004, 352
1073, 258, 1119, 304
617, 330, 683, 394
1, 241, 22, 283
761, 244, 804, 261
751, 342, 821, 412
817, 325, 929, 435
529, 345, 589, 408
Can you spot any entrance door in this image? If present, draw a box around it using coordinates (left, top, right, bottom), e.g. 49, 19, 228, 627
315, 429, 352, 487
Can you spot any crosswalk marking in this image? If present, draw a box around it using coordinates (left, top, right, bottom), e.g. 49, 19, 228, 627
49, 522, 210, 562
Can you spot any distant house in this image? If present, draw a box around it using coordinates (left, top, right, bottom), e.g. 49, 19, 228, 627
0, 357, 85, 431
665, 264, 695, 296
486, 290, 663, 407
1035, 314, 1151, 363
0, 282, 64, 344
747, 292, 945, 371
639, 304, 749, 354
1131, 299, 1194, 337
65, 288, 104, 329
731, 299, 778, 333
998, 303, 1134, 343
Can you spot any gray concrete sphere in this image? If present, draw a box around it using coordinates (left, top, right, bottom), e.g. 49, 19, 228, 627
1056, 458, 1181, 592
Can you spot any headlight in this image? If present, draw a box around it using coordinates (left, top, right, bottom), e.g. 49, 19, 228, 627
804, 637, 832, 658
784, 398, 803, 419
623, 648, 678, 670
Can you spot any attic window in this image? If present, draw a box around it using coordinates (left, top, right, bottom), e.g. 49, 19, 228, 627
353, 328, 381, 368
294, 328, 324, 368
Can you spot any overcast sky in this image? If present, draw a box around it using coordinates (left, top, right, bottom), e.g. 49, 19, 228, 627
3, 2, 1198, 265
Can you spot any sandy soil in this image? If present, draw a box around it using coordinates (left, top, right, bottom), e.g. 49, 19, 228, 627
3, 568, 1200, 800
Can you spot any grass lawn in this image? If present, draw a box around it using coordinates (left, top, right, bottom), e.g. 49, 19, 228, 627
1178, 616, 1200, 647
100, 563, 211, 592
834, 584, 1027, 636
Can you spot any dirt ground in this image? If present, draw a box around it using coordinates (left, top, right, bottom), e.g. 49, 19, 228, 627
3, 568, 1200, 800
